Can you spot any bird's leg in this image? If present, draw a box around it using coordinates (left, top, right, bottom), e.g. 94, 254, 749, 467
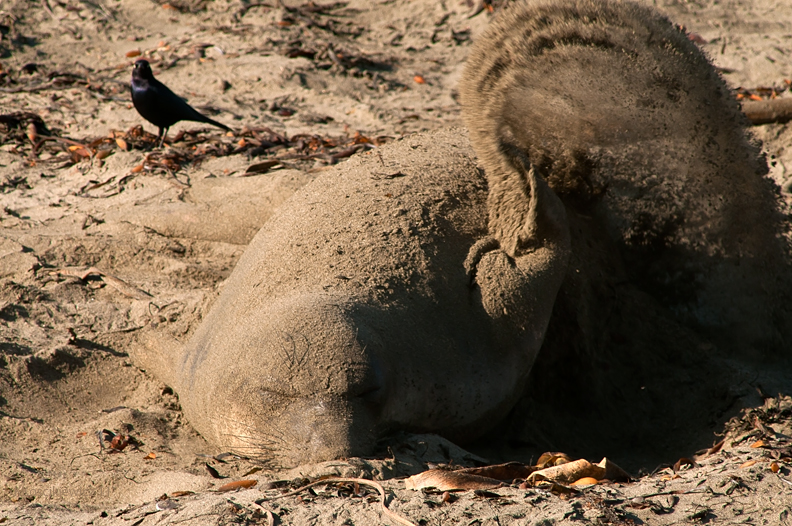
157, 127, 169, 148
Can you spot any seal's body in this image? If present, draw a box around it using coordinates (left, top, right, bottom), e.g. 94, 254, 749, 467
134, 0, 791, 468
136, 128, 570, 468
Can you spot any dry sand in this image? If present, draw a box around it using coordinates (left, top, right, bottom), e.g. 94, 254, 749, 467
1, 0, 791, 524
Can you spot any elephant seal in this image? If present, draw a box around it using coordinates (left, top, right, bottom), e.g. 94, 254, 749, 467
135, 127, 571, 468
134, 0, 791, 468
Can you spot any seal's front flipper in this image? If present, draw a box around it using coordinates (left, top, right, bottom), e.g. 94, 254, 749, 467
466, 162, 570, 357
130, 326, 185, 393
464, 235, 501, 287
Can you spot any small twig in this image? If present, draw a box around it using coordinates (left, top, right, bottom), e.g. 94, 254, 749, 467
259, 477, 417, 526
742, 98, 792, 125
778, 474, 792, 487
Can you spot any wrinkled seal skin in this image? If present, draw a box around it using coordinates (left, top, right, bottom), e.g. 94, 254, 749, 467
460, 0, 790, 352
137, 128, 570, 468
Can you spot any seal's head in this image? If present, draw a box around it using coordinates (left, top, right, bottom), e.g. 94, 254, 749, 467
181, 294, 389, 467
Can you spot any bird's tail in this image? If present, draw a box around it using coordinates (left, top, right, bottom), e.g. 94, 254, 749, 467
201, 114, 232, 132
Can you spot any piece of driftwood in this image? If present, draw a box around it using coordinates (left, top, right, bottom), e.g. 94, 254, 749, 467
742, 98, 792, 125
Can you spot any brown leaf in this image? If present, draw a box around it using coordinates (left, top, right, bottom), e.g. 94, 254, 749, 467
770, 462, 780, 473
672, 458, 698, 472
217, 479, 258, 492
413, 75, 426, 84
750, 440, 767, 449
404, 470, 502, 491
597, 457, 632, 482
26, 123, 37, 143
110, 435, 129, 451
115, 138, 128, 151
205, 463, 225, 479
97, 272, 152, 300
171, 491, 195, 497
740, 460, 758, 469
144, 452, 156, 460
571, 477, 599, 486
536, 452, 573, 468
528, 459, 604, 485
245, 160, 281, 175
455, 461, 536, 481
705, 439, 725, 456
126, 50, 142, 58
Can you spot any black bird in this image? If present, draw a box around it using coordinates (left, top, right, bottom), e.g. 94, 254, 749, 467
131, 59, 231, 146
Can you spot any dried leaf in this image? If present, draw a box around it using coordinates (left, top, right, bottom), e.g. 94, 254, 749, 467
144, 452, 156, 460
749, 94, 763, 101
98, 272, 152, 300
750, 440, 767, 448
672, 458, 698, 472
115, 138, 128, 150
528, 459, 605, 485
76, 432, 87, 438
455, 462, 535, 481
413, 75, 426, 84
536, 452, 573, 468
26, 123, 37, 143
110, 435, 129, 451
245, 160, 280, 175
131, 164, 144, 173
770, 462, 780, 473
740, 460, 758, 469
596, 457, 631, 482
705, 439, 725, 456
217, 479, 258, 492
570, 477, 599, 486
205, 463, 224, 479
404, 470, 502, 491
171, 490, 195, 497
126, 49, 142, 58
